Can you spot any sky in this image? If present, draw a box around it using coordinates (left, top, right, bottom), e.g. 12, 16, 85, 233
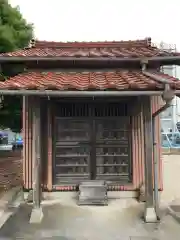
9, 0, 180, 49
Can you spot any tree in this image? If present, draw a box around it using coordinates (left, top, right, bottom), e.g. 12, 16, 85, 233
0, 0, 33, 53
0, 0, 33, 132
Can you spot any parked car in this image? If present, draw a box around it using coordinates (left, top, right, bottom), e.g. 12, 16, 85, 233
12, 136, 23, 150
0, 131, 13, 151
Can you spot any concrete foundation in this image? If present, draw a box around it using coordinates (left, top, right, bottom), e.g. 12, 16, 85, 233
29, 207, 43, 224
144, 207, 157, 223
42, 190, 138, 200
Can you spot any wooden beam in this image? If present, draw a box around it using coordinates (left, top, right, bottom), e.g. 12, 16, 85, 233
142, 96, 157, 222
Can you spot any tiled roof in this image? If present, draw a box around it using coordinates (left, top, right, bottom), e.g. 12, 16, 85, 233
0, 70, 179, 90
0, 38, 178, 58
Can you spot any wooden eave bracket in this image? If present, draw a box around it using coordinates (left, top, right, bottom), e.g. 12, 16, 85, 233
162, 84, 175, 102
142, 71, 175, 101
140, 58, 149, 70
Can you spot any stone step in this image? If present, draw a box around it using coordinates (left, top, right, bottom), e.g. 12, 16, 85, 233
78, 180, 108, 206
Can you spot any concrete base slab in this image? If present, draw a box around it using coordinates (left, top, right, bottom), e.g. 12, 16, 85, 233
0, 186, 22, 211
168, 198, 180, 223
43, 190, 138, 200
130, 237, 158, 240
29, 207, 43, 224
19, 190, 25, 202
26, 190, 33, 203
0, 210, 14, 229
169, 198, 180, 208
144, 207, 157, 223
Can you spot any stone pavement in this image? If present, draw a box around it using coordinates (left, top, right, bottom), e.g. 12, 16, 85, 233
0, 199, 179, 240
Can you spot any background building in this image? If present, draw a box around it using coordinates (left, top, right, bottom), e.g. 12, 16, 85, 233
158, 42, 179, 133
157, 42, 180, 147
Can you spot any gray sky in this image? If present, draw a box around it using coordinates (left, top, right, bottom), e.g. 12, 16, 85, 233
10, 0, 180, 49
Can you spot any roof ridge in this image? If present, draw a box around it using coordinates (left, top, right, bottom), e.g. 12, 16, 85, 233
2, 37, 177, 58
27, 37, 152, 49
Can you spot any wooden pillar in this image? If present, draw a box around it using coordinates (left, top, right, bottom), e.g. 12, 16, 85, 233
47, 102, 53, 191
30, 97, 43, 223
40, 99, 48, 191
142, 96, 157, 223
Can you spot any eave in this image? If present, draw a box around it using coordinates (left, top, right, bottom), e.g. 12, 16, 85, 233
0, 56, 180, 67
0, 90, 165, 96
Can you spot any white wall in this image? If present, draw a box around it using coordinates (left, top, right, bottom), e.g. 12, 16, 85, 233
161, 65, 179, 132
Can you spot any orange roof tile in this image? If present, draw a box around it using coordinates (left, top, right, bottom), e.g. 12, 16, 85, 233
0, 70, 179, 90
